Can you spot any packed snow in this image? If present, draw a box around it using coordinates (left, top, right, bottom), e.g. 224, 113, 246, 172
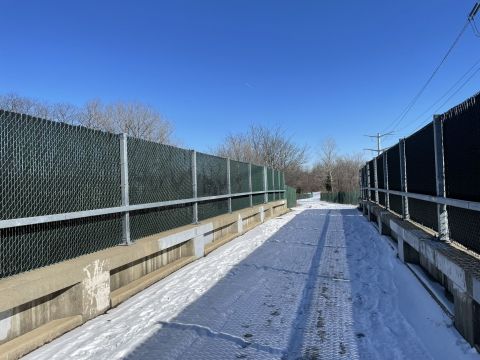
26, 195, 479, 359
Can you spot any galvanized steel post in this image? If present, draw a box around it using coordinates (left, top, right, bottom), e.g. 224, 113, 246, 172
227, 158, 232, 213
366, 162, 371, 201
264, 166, 268, 203
192, 150, 198, 223
120, 133, 131, 245
248, 163, 253, 207
374, 156, 379, 203
277, 171, 281, 200
383, 152, 390, 209
433, 116, 450, 242
399, 139, 410, 220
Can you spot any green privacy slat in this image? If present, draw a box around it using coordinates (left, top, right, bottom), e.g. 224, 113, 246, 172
0, 214, 122, 278
0, 111, 121, 219
130, 204, 193, 241
230, 160, 249, 193
251, 164, 264, 192
196, 152, 228, 197
198, 199, 229, 220
128, 137, 193, 204
232, 196, 250, 211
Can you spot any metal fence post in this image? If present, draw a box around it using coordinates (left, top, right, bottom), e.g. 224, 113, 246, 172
192, 150, 198, 223
360, 168, 364, 200
383, 152, 390, 210
399, 139, 410, 220
277, 171, 281, 199
120, 133, 131, 245
227, 158, 232, 213
264, 166, 268, 203
248, 163, 253, 207
366, 162, 371, 201
433, 116, 450, 242
374, 157, 379, 203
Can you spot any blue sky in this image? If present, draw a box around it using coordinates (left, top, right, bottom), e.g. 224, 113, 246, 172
1, 0, 479, 163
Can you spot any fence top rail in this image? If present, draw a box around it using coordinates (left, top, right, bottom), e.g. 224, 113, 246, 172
361, 186, 480, 212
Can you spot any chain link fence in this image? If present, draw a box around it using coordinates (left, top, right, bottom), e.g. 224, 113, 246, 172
0, 109, 287, 278
360, 91, 480, 254
320, 191, 360, 205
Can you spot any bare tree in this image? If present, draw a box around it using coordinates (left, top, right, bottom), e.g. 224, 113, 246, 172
0, 93, 175, 145
215, 125, 308, 184
0, 93, 50, 118
109, 102, 173, 143
311, 140, 364, 193
50, 102, 80, 124
78, 99, 108, 130
319, 138, 337, 192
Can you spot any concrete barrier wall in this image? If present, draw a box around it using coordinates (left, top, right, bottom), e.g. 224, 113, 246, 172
361, 200, 480, 350
0, 200, 288, 360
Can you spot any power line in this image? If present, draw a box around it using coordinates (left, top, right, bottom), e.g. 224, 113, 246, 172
395, 56, 480, 134
381, 1, 480, 134
402, 63, 480, 136
382, 21, 470, 134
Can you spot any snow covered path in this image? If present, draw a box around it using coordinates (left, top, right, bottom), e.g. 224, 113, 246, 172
26, 199, 479, 360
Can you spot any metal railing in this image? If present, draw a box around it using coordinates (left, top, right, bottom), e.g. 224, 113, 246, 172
360, 91, 480, 254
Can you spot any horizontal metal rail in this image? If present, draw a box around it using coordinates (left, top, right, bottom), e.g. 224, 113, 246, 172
362, 187, 480, 212
0, 190, 286, 230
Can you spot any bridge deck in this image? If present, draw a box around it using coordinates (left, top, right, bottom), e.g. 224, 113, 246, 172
27, 198, 478, 360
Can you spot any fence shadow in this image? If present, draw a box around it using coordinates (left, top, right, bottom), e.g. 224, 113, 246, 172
124, 208, 332, 360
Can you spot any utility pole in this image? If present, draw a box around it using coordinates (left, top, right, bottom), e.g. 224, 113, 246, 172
364, 131, 395, 156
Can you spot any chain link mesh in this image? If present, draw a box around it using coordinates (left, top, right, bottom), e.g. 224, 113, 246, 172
196, 153, 229, 220
447, 206, 480, 254
232, 196, 251, 212
404, 123, 437, 229
377, 155, 385, 206
389, 194, 403, 216
443, 95, 480, 202
127, 138, 194, 239
230, 160, 251, 212
267, 168, 274, 202
128, 137, 192, 203
442, 93, 480, 250
230, 160, 249, 194
0, 214, 122, 278
0, 110, 123, 277
251, 164, 264, 192
197, 152, 228, 197
368, 160, 375, 200
386, 145, 400, 191
198, 199, 229, 221
130, 204, 193, 241
386, 145, 401, 213
252, 193, 265, 205
0, 111, 121, 219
